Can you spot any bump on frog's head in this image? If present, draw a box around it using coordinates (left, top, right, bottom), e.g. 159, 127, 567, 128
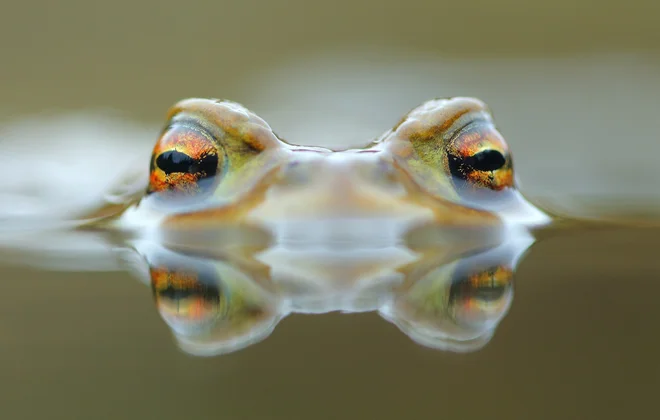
380, 97, 515, 204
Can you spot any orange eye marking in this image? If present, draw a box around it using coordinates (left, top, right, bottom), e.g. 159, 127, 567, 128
150, 266, 223, 321
452, 266, 513, 313
451, 125, 509, 157
159, 127, 215, 158
148, 125, 221, 195
150, 266, 201, 291
467, 266, 513, 289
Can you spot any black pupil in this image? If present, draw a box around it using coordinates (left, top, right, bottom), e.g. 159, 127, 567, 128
156, 150, 218, 178
464, 149, 506, 172
450, 279, 507, 304
450, 267, 509, 303
155, 281, 222, 303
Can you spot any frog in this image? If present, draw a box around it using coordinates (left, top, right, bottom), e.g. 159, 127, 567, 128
81, 96, 551, 239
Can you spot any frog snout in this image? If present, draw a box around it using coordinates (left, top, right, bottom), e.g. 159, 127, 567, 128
246, 153, 429, 221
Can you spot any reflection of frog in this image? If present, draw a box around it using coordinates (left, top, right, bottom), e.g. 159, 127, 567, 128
85, 97, 549, 234
126, 228, 532, 356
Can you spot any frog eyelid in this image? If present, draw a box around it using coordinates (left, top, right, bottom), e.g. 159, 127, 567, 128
164, 118, 218, 144
445, 115, 494, 144
443, 111, 493, 143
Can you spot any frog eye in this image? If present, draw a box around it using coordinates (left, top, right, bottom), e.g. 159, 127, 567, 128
384, 98, 515, 203
145, 99, 283, 205
445, 118, 514, 195
148, 123, 225, 196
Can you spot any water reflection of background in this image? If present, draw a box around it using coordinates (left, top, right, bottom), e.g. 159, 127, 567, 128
1, 0, 660, 419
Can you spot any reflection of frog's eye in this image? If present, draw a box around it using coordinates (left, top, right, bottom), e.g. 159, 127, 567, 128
446, 119, 514, 195
383, 260, 514, 352
402, 264, 513, 329
150, 265, 228, 325
447, 265, 513, 328
148, 260, 280, 356
148, 124, 225, 196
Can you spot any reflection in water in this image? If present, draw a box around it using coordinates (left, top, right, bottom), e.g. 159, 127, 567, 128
383, 244, 517, 352
123, 224, 531, 356
135, 241, 282, 356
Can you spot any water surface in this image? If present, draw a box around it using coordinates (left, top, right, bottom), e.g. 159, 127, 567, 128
1, 223, 659, 419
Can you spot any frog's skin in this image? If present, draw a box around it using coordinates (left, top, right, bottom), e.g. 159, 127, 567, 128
93, 97, 550, 239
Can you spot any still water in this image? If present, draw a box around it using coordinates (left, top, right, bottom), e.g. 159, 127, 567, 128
2, 6, 660, 416
2, 223, 659, 419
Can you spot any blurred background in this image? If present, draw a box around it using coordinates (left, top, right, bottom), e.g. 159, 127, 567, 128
1, 0, 659, 200
1, 1, 660, 419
